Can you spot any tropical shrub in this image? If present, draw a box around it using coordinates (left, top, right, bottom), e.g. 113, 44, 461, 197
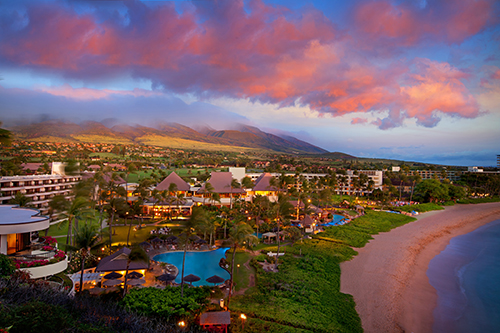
0, 254, 15, 278
122, 286, 211, 321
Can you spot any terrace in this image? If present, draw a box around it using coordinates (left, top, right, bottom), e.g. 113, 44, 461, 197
0, 205, 67, 279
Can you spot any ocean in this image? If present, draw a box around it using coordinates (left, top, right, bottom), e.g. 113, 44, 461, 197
427, 218, 500, 333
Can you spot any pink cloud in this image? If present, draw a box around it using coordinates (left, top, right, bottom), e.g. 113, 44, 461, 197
351, 117, 368, 125
36, 84, 162, 101
353, 0, 498, 50
0, 0, 486, 129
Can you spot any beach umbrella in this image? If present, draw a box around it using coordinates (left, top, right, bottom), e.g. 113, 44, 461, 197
126, 271, 143, 279
103, 272, 123, 279
183, 274, 201, 285
157, 273, 176, 283
127, 279, 146, 286
102, 279, 122, 287
206, 275, 225, 286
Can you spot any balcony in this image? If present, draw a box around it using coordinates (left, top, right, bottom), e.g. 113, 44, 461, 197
12, 247, 68, 279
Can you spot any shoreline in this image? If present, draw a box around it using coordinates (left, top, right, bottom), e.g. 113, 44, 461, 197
339, 202, 500, 333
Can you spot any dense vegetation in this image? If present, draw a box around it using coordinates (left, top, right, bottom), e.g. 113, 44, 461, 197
229, 210, 417, 332
0, 273, 205, 333
122, 286, 211, 321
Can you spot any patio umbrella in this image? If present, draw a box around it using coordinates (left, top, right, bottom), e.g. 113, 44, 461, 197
195, 239, 207, 244
102, 279, 122, 287
165, 235, 178, 244
139, 241, 151, 248
189, 234, 201, 241
183, 274, 201, 285
127, 279, 146, 286
157, 273, 176, 283
89, 287, 105, 295
150, 237, 163, 244
206, 275, 225, 286
126, 271, 144, 279
103, 272, 123, 279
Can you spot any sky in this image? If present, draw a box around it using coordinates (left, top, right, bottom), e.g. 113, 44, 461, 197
0, 0, 499, 166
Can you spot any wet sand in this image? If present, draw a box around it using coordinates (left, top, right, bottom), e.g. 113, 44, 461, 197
340, 202, 500, 333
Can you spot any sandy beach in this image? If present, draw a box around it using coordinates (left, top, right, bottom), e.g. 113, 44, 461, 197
340, 202, 500, 333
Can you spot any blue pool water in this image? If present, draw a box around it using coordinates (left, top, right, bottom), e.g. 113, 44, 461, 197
428, 219, 500, 333
253, 232, 263, 239
153, 248, 230, 287
323, 214, 347, 226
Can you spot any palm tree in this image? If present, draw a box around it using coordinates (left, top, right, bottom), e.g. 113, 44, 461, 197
227, 222, 257, 308
180, 206, 208, 297
229, 179, 241, 209
65, 197, 90, 247
252, 195, 269, 238
104, 197, 127, 254
123, 246, 149, 297
69, 223, 104, 295
272, 194, 293, 270
203, 182, 214, 205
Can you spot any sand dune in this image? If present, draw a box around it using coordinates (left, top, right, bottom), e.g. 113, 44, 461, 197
340, 202, 500, 333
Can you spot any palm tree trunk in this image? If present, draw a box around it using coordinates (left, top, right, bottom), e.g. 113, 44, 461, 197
109, 211, 115, 255
227, 245, 237, 308
181, 237, 188, 297
78, 250, 87, 295
127, 216, 133, 246
66, 217, 73, 247
275, 219, 281, 270
123, 260, 131, 297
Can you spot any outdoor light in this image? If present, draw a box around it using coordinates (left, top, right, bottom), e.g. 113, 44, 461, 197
178, 321, 186, 327
101, 248, 105, 251
240, 314, 247, 330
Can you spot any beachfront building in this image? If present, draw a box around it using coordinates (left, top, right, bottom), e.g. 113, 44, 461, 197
0, 205, 68, 278
0, 173, 82, 214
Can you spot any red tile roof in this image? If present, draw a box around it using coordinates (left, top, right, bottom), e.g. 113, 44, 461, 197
198, 172, 246, 194
155, 172, 190, 191
253, 173, 279, 191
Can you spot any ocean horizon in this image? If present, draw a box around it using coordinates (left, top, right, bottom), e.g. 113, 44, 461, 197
427, 218, 500, 333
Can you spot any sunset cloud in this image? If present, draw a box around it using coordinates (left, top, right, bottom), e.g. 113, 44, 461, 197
0, 0, 493, 130
353, 0, 498, 47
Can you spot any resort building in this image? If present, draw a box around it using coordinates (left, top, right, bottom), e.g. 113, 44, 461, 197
0, 173, 82, 214
195, 172, 246, 206
0, 205, 68, 278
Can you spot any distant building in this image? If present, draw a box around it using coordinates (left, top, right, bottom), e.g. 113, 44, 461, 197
0, 174, 82, 214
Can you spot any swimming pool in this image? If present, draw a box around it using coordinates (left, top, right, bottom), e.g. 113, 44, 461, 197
153, 248, 230, 287
323, 214, 347, 226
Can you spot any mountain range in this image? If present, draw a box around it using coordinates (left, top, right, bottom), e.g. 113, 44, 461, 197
9, 120, 332, 154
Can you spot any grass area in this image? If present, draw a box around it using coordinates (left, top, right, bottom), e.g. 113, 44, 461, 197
226, 251, 254, 292
229, 316, 313, 333
320, 210, 416, 248
229, 210, 417, 333
394, 202, 444, 213
457, 197, 500, 204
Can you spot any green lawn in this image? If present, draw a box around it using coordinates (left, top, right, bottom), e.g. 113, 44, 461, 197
226, 251, 254, 292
